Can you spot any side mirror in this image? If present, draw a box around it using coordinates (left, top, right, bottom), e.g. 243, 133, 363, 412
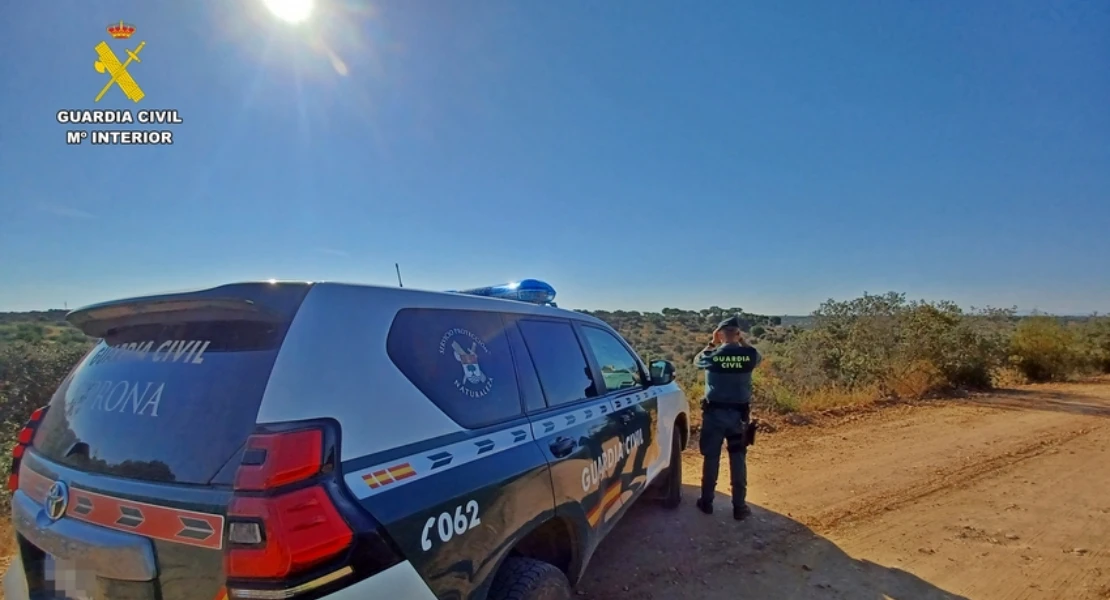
649, 360, 676, 386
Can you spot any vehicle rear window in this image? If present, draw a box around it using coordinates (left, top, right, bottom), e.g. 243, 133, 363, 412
33, 319, 288, 485
387, 308, 523, 429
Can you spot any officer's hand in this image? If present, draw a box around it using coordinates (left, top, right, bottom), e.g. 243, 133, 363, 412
711, 330, 723, 345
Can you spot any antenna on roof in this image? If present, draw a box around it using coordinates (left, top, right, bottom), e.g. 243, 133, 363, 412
395, 263, 404, 288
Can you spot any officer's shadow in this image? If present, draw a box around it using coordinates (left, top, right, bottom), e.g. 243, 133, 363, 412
578, 484, 970, 600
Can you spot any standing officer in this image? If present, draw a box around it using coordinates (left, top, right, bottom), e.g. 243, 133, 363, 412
693, 315, 762, 520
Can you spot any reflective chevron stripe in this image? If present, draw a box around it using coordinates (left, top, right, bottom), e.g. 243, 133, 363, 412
343, 387, 666, 499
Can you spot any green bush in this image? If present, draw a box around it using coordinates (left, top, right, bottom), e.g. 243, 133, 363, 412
1080, 318, 1110, 373
1009, 316, 1083, 382
766, 293, 1011, 399
0, 340, 93, 512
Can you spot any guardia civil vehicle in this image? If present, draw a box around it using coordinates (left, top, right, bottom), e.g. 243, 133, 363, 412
4, 279, 691, 600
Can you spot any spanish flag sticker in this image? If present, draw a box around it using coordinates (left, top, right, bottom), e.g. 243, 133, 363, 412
363, 462, 417, 489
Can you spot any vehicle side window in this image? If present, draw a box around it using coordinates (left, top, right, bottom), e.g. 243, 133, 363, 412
517, 320, 598, 408
387, 309, 523, 429
506, 322, 548, 414
580, 326, 643, 393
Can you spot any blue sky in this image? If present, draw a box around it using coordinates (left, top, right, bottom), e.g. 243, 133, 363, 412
1, 1, 1107, 315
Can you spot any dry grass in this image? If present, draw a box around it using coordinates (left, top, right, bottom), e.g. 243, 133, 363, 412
883, 360, 943, 400
0, 517, 13, 590
795, 384, 884, 412
992, 366, 1029, 388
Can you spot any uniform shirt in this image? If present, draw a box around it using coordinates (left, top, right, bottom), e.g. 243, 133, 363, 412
694, 342, 762, 405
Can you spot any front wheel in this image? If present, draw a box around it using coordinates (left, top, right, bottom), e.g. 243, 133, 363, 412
659, 428, 684, 509
488, 557, 573, 600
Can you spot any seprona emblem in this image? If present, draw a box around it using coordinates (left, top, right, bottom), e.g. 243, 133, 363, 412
438, 328, 494, 398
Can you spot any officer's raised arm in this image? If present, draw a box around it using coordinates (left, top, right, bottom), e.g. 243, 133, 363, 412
736, 331, 763, 368
694, 329, 722, 368
694, 342, 717, 369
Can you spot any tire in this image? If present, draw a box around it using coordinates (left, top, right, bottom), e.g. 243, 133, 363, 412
488, 557, 573, 600
659, 428, 684, 509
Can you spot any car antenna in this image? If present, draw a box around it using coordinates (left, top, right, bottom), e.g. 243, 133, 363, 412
395, 263, 404, 288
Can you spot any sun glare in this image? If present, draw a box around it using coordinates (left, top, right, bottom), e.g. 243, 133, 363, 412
261, 0, 315, 23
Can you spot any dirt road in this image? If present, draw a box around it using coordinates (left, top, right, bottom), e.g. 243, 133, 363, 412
578, 380, 1110, 600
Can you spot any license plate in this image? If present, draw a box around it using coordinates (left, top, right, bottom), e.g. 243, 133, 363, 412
43, 554, 96, 600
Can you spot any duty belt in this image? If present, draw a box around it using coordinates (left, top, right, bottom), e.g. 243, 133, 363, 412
701, 400, 748, 410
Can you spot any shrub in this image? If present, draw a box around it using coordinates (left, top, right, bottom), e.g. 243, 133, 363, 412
752, 365, 800, 414
1009, 316, 1082, 382
1079, 317, 1110, 373
0, 341, 93, 512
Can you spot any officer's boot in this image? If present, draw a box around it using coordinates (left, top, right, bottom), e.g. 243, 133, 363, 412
698, 456, 717, 515
727, 444, 750, 521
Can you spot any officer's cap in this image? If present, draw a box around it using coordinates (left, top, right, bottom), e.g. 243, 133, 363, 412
716, 315, 742, 331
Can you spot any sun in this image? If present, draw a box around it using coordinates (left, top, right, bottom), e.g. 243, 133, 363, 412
261, 0, 315, 23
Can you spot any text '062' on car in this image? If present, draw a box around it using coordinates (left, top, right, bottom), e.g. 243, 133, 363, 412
3, 279, 690, 600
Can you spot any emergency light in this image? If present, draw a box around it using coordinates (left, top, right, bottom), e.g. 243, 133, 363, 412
449, 279, 557, 307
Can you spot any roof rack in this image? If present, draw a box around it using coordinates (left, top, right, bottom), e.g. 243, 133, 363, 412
449, 279, 558, 307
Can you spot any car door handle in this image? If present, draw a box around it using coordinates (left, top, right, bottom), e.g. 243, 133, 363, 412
549, 437, 577, 458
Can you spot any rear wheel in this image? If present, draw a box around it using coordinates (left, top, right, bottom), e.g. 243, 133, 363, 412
659, 428, 684, 509
488, 557, 572, 600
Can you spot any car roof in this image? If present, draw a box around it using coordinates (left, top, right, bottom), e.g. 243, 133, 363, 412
314, 281, 613, 327
69, 280, 614, 331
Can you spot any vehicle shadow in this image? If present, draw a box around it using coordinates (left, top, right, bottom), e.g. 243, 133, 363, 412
963, 383, 1110, 418
575, 485, 969, 600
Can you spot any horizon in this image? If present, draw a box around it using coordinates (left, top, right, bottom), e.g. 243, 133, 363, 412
2, 1, 1107, 315
0, 279, 1101, 319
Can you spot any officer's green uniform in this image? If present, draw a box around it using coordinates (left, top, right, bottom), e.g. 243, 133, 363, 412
694, 316, 762, 519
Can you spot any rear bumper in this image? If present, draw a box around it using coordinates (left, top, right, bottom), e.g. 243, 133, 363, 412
318, 561, 437, 599
5, 481, 434, 600
2, 557, 439, 600
10, 488, 157, 582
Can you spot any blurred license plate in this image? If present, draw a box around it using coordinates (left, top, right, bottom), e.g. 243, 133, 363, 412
43, 554, 96, 600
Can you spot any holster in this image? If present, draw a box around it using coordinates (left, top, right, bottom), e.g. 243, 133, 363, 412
701, 400, 758, 448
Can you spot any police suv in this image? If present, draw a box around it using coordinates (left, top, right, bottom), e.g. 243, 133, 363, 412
4, 279, 691, 600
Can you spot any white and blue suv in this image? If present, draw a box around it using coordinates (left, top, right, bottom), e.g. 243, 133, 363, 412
4, 280, 690, 600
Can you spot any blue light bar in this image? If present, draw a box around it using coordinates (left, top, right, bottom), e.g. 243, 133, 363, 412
449, 279, 557, 306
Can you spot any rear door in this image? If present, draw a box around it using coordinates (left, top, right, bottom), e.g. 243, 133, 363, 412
357, 308, 556, 599
509, 317, 628, 567
10, 283, 309, 600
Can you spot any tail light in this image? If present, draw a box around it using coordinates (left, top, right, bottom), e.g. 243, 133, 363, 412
224, 421, 405, 600
226, 426, 353, 582
8, 406, 48, 492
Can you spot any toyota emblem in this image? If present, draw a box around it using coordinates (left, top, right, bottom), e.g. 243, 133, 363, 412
45, 481, 69, 522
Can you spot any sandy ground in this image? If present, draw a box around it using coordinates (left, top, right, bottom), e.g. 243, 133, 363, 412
577, 379, 1110, 600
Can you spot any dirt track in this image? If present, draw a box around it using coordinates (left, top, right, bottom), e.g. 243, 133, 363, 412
578, 379, 1110, 600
